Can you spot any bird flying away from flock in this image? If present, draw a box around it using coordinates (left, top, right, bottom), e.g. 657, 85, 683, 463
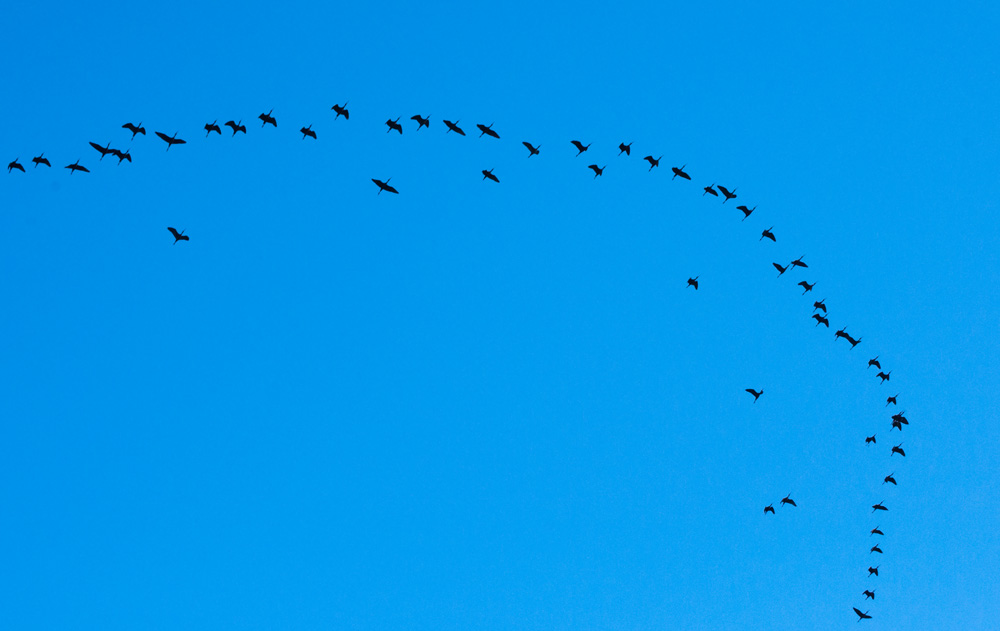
331, 102, 349, 119
746, 388, 763, 402
167, 227, 189, 244
225, 120, 246, 135
155, 132, 186, 151
571, 140, 591, 156
372, 178, 398, 195
522, 141, 540, 157
443, 119, 465, 135
259, 110, 277, 127
477, 123, 499, 138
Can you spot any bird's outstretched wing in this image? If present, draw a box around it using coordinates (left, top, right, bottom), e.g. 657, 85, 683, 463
155, 131, 171, 142
167, 227, 182, 239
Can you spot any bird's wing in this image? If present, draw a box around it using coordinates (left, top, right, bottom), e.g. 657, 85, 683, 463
155, 131, 170, 141
167, 227, 181, 237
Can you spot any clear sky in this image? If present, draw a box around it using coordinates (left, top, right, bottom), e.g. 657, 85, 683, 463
2, 1, 999, 629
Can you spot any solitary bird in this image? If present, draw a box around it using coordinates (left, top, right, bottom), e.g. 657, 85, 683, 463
854, 608, 872, 621
588, 164, 606, 178
868, 356, 881, 369
870, 545, 883, 554
718, 185, 737, 203
746, 388, 763, 403
618, 142, 631, 156
8, 158, 25, 173
687, 276, 699, 290
644, 155, 663, 171
155, 132, 186, 151
372, 178, 398, 195
780, 494, 796, 507
773, 262, 789, 276
671, 165, 691, 180
300, 125, 317, 140
891, 444, 905, 457
703, 183, 718, 197
204, 120, 222, 136
866, 434, 876, 445
122, 121, 145, 138
385, 118, 403, 134
886, 394, 898, 407
482, 168, 499, 183
411, 114, 429, 129
32, 154, 50, 168
110, 148, 132, 163
876, 371, 892, 383
225, 120, 247, 135
863, 590, 875, 600
477, 123, 500, 139
259, 109, 277, 127
737, 205, 756, 221
790, 256, 808, 268
89, 141, 114, 160
522, 141, 540, 157
64, 160, 89, 174
868, 566, 879, 577
167, 227, 189, 244
331, 102, 350, 119
798, 281, 815, 294
443, 119, 465, 135
571, 140, 591, 156
813, 314, 830, 327
872, 502, 888, 513
870, 526, 884, 536
883, 473, 896, 485
813, 299, 827, 313
764, 504, 775, 514
760, 227, 776, 242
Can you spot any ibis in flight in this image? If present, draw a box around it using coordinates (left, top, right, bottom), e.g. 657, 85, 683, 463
588, 164, 606, 178
891, 444, 905, 457
89, 142, 114, 160
259, 110, 277, 127
866, 434, 876, 445
813, 299, 827, 313
868, 356, 881, 369
868, 566, 879, 577
8, 159, 25, 173
411, 114, 429, 129
155, 132, 186, 151
870, 544, 882, 554
871, 526, 883, 536
672, 165, 691, 180
687, 276, 699, 290
764, 504, 775, 514
204, 120, 222, 136
746, 388, 763, 403
798, 281, 815, 294
225, 120, 246, 135
892, 419, 903, 432
64, 160, 89, 174
522, 141, 540, 157
122, 122, 145, 138
482, 169, 499, 183
883, 473, 896, 485
571, 140, 591, 156
703, 183, 718, 197
718, 185, 737, 202
300, 125, 317, 140
863, 589, 875, 600
854, 608, 872, 621
892, 412, 908, 425
443, 119, 465, 135
110, 148, 132, 164
847, 334, 862, 349
386, 118, 403, 134
790, 256, 808, 268
886, 394, 898, 406
32, 154, 50, 168
872, 502, 887, 513
877, 371, 891, 383
813, 314, 830, 327
780, 494, 796, 507
372, 178, 398, 195
644, 155, 662, 171
477, 123, 500, 139
331, 102, 349, 119
737, 205, 756, 221
773, 262, 789, 276
167, 227, 189, 244
760, 227, 776, 242
618, 142, 631, 156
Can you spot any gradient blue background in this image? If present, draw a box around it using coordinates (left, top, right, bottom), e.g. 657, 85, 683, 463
2, 1, 998, 629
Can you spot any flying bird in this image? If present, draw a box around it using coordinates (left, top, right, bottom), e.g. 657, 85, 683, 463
8, 158, 25, 173
854, 607, 872, 621
883, 473, 896, 485
813, 299, 827, 313
868, 566, 879, 577
835, 327, 850, 342
886, 394, 898, 407
866, 434, 876, 445
703, 183, 719, 197
372, 178, 398, 195
385, 118, 403, 134
571, 140, 591, 156
718, 185, 737, 203
863, 590, 875, 600
798, 281, 815, 294
477, 123, 500, 138
259, 109, 277, 127
872, 502, 888, 513
891, 444, 905, 457
110, 148, 132, 163
204, 120, 222, 136
331, 102, 349, 119
876, 371, 891, 383
411, 114, 429, 129
522, 142, 540, 157
482, 168, 499, 183
892, 412, 909, 425
737, 205, 756, 221
300, 125, 317, 140
225, 120, 246, 135
868, 356, 881, 369
847, 334, 863, 349
644, 155, 662, 171
64, 160, 89, 174
32, 154, 50, 168
618, 142, 631, 156
813, 314, 830, 327
870, 526, 883, 536
780, 494, 796, 507
764, 504, 775, 514
870, 544, 883, 554
671, 165, 691, 180
167, 227, 189, 244
687, 276, 699, 290
773, 262, 789, 276
443, 119, 465, 135
891, 419, 903, 432
760, 227, 776, 242
122, 122, 145, 138
790, 256, 808, 268
89, 141, 113, 160
155, 132, 186, 151
746, 388, 763, 403
588, 164, 606, 178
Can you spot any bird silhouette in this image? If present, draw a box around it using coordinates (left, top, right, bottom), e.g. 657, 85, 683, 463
571, 140, 591, 156
891, 444, 905, 457
835, 326, 850, 342
443, 119, 465, 135
886, 394, 898, 407
892, 412, 909, 425
854, 607, 872, 621
863, 589, 875, 600
588, 164, 606, 178
813, 299, 827, 313
225, 120, 246, 135
32, 154, 50, 168
870, 544, 883, 554
780, 494, 796, 507
300, 125, 317, 140
737, 205, 756, 221
618, 142, 631, 156
8, 158, 25, 173
671, 165, 691, 180
385, 118, 403, 134
482, 168, 499, 183
477, 123, 499, 139
773, 262, 789, 276
167, 227, 189, 244
64, 160, 89, 174
870, 526, 883, 536
760, 227, 776, 242
204, 120, 222, 136
644, 155, 663, 171
411, 114, 429, 129
155, 132, 186, 151
764, 504, 775, 514
259, 109, 277, 127
522, 142, 540, 157
872, 502, 887, 513
331, 102, 349, 120
868, 566, 879, 577
109, 148, 132, 164
122, 122, 145, 138
790, 256, 808, 268
845, 333, 862, 349
798, 281, 815, 294
703, 183, 718, 197
891, 419, 903, 432
746, 388, 763, 402
89, 141, 114, 160
866, 434, 876, 445
868, 356, 881, 369
687, 276, 699, 290
813, 314, 830, 327
876, 371, 891, 383
372, 178, 398, 195
718, 185, 737, 203
883, 473, 896, 485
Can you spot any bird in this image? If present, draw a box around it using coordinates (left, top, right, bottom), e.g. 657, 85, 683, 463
443, 119, 465, 135
764, 504, 775, 514
167, 227, 189, 244
32, 154, 50, 168
868, 566, 879, 577
760, 227, 776, 242
868, 356, 881, 369
737, 205, 756, 221
870, 526, 884, 536
847, 335, 863, 349
155, 132, 186, 151
835, 326, 850, 342
385, 118, 403, 134
8, 158, 25, 173
109, 148, 132, 164
225, 120, 246, 135
854, 607, 872, 621
618, 142, 631, 156
813, 314, 830, 327
746, 388, 763, 403
687, 276, 699, 290
204, 120, 222, 136
891, 419, 903, 432
883, 473, 896, 485
89, 141, 114, 160
892, 412, 909, 425
372, 178, 398, 195
522, 141, 540, 157
798, 281, 815, 294
870, 544, 883, 554
773, 262, 789, 276
671, 165, 691, 180
703, 183, 718, 197
813, 299, 827, 313
886, 394, 898, 407
571, 140, 591, 156
718, 185, 737, 203
588, 164, 606, 178
477, 123, 500, 139
331, 102, 349, 120
482, 168, 499, 183
411, 114, 429, 129
891, 444, 905, 457
866, 434, 876, 445
876, 371, 892, 383
872, 502, 888, 513
644, 155, 662, 171
780, 494, 796, 507
64, 160, 89, 174
122, 121, 145, 138
863, 590, 875, 600
300, 125, 317, 140
790, 256, 808, 268
259, 109, 277, 127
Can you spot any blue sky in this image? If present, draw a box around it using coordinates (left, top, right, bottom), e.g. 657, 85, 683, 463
2, 1, 999, 629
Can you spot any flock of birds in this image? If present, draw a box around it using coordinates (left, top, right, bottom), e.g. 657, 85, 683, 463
7, 102, 912, 622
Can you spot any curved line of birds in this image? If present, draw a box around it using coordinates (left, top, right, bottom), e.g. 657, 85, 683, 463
6, 103, 911, 622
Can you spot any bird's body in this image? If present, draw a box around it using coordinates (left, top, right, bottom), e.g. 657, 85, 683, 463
443, 119, 465, 135
205, 120, 222, 136
866, 435, 876, 445
891, 444, 905, 457
89, 141, 114, 160
813, 299, 827, 313
386, 118, 403, 134
868, 356, 881, 369
618, 142, 631, 156
773, 262, 789, 276
482, 168, 499, 183
718, 185, 737, 202
876, 371, 892, 383
32, 154, 50, 168
813, 314, 830, 327
522, 141, 540, 157
571, 140, 591, 156
64, 160, 89, 174
672, 165, 691, 180
372, 178, 399, 195
798, 281, 815, 294
703, 183, 718, 197
588, 164, 606, 178
167, 227, 189, 244
780, 494, 796, 507
883, 474, 896, 485
122, 122, 145, 138
477, 123, 499, 139
737, 204, 756, 221
687, 276, 699, 290
761, 227, 776, 242
300, 125, 317, 140
411, 114, 429, 129
746, 388, 763, 403
225, 120, 247, 135
8, 159, 25, 173
155, 132, 186, 151
644, 155, 662, 171
764, 504, 775, 514
259, 110, 277, 127
331, 102, 349, 119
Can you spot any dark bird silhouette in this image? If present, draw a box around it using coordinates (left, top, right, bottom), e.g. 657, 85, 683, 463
868, 566, 879, 577
618, 142, 631, 156
835, 326, 850, 342
8, 158, 25, 173
718, 185, 737, 203
892, 412, 909, 425
764, 504, 775, 514
868, 356, 881, 369
746, 388, 763, 403
891, 419, 903, 432
773, 262, 789, 277
780, 494, 796, 507
813, 314, 830, 327
870, 544, 883, 554
155, 132, 186, 151
167, 227, 189, 244
866, 434, 876, 445
522, 141, 540, 157
571, 140, 591, 156
863, 590, 875, 600
443, 119, 465, 135
122, 121, 145, 138
760, 227, 776, 242
876, 371, 892, 383
259, 109, 277, 127
687, 276, 699, 290
64, 160, 89, 174
848, 335, 863, 349
110, 148, 132, 164
385, 118, 403, 134
89, 141, 114, 160
854, 607, 872, 621
477, 123, 499, 139
871, 526, 883, 536
737, 205, 756, 221
872, 502, 888, 513
32, 154, 50, 168
482, 168, 499, 183
886, 394, 898, 407
813, 299, 827, 313
644, 155, 662, 171
703, 183, 718, 197
372, 178, 398, 195
883, 473, 896, 485
204, 120, 222, 136
300, 125, 317, 140
672, 165, 691, 180
798, 281, 815, 294
790, 256, 808, 268
331, 102, 349, 120
411, 114, 429, 129
892, 444, 905, 457
225, 120, 246, 135
588, 164, 606, 178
